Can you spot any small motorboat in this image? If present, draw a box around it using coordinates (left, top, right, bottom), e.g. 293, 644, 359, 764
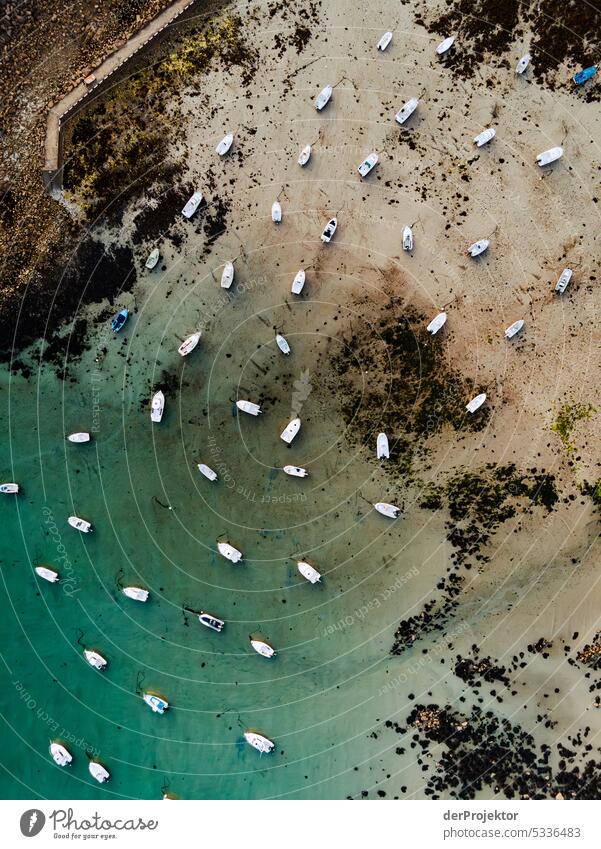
377, 31, 393, 51
505, 319, 524, 339
68, 516, 92, 533
0, 482, 19, 494
297, 560, 321, 584
111, 309, 129, 333
217, 541, 243, 563
250, 637, 276, 658
436, 36, 455, 56
574, 66, 597, 85
516, 53, 531, 75
283, 465, 308, 477
466, 392, 486, 413
221, 261, 235, 289
216, 133, 234, 156
236, 399, 262, 416
50, 742, 72, 767
291, 269, 306, 294
402, 225, 413, 251
555, 268, 573, 294
315, 85, 332, 111
151, 391, 165, 423
298, 144, 311, 166
280, 417, 301, 444
376, 433, 389, 460
358, 153, 378, 177
427, 311, 447, 335
536, 147, 563, 166
244, 731, 274, 753
395, 97, 419, 125
374, 502, 400, 519
178, 332, 201, 357
321, 217, 337, 243
89, 761, 110, 783
474, 127, 495, 147
182, 191, 203, 218
199, 611, 224, 632
145, 248, 160, 270
67, 432, 91, 443
468, 239, 489, 257
271, 201, 282, 223
35, 566, 59, 583
84, 649, 107, 670
197, 463, 218, 481
143, 693, 168, 714
122, 586, 149, 602
276, 333, 290, 354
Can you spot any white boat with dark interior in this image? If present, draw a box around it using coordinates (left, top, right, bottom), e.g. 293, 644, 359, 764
0, 482, 19, 494
321, 217, 337, 243
555, 268, 572, 294
374, 502, 400, 519
283, 465, 308, 478
199, 611, 224, 632
84, 649, 107, 670
358, 153, 378, 177
143, 693, 168, 714
68, 516, 92, 533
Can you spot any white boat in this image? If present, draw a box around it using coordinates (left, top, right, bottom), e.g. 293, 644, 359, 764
468, 239, 489, 257
536, 147, 563, 166
555, 268, 573, 294
199, 611, 224, 632
216, 133, 234, 156
221, 261, 234, 289
376, 433, 389, 460
182, 191, 203, 218
466, 392, 486, 413
143, 693, 168, 714
377, 31, 393, 51
197, 463, 218, 481
178, 332, 201, 357
236, 399, 262, 416
358, 153, 378, 177
151, 390, 165, 423
67, 432, 91, 443
68, 516, 92, 533
84, 649, 107, 670
122, 586, 149, 602
271, 201, 282, 222
50, 742, 72, 767
145, 248, 160, 270
505, 319, 524, 339
395, 97, 419, 125
474, 127, 495, 147
402, 225, 413, 251
297, 560, 321, 583
374, 502, 400, 519
250, 638, 276, 658
315, 85, 332, 111
280, 417, 301, 444
35, 566, 59, 583
427, 311, 447, 334
436, 36, 455, 55
516, 53, 531, 75
298, 144, 311, 166
276, 333, 290, 354
217, 542, 243, 563
0, 482, 19, 494
291, 269, 306, 294
283, 465, 308, 477
321, 217, 337, 243
244, 731, 274, 753
89, 761, 110, 783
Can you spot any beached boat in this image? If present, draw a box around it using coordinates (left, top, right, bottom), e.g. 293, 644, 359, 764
236, 399, 262, 416
474, 127, 495, 147
574, 66, 597, 85
271, 201, 282, 222
84, 649, 107, 670
50, 742, 72, 767
374, 502, 400, 519
178, 332, 201, 357
536, 147, 563, 166
217, 542, 243, 563
505, 319, 524, 339
427, 311, 447, 335
436, 36, 455, 55
280, 417, 301, 444
297, 560, 321, 583
68, 516, 92, 533
377, 433, 389, 460
468, 239, 489, 257
298, 144, 311, 166
89, 761, 110, 783
321, 217, 337, 243
143, 694, 168, 714
402, 225, 414, 251
555, 268, 573, 294
516, 53, 531, 75
315, 85, 332, 111
276, 333, 291, 354
466, 392, 486, 413
111, 309, 129, 333
0, 482, 19, 494
291, 269, 306, 294
221, 261, 235, 289
250, 638, 276, 658
244, 731, 274, 753
199, 611, 224, 632
377, 31, 393, 51
35, 566, 59, 583
358, 153, 378, 177
283, 465, 308, 477
197, 463, 218, 481
145, 248, 160, 270
122, 586, 149, 602
151, 391, 165, 423
182, 191, 203, 218
67, 432, 91, 443
216, 133, 234, 156
395, 97, 418, 125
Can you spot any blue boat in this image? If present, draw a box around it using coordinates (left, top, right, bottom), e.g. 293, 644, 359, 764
573, 66, 597, 85
111, 308, 129, 332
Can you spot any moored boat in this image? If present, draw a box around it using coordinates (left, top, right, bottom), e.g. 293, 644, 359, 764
178, 332, 201, 357
271, 201, 282, 223
221, 261, 235, 289
358, 153, 378, 177
145, 248, 160, 269
236, 399, 262, 416
143, 693, 168, 714
199, 611, 224, 632
536, 147, 563, 166
298, 144, 311, 166
436, 36, 455, 55
68, 516, 92, 533
0, 482, 19, 494
50, 742, 72, 767
151, 391, 165, 423
244, 731, 274, 753
276, 333, 290, 354
111, 309, 129, 333
67, 432, 91, 443
374, 502, 400, 519
321, 217, 337, 243
505, 319, 524, 339
376, 433, 389, 460
280, 417, 301, 444
297, 560, 321, 583
474, 127, 495, 147
395, 97, 419, 125
182, 191, 203, 218
84, 649, 107, 670
377, 31, 393, 51
516, 53, 531, 75
35, 566, 59, 583
315, 84, 333, 111
291, 269, 306, 294
89, 761, 110, 783
122, 586, 149, 602
402, 225, 413, 251
197, 463, 218, 481
468, 239, 489, 257
283, 465, 308, 477
574, 66, 597, 85
216, 133, 234, 156
250, 637, 276, 658
466, 392, 486, 413
217, 541, 243, 563
427, 311, 447, 335
555, 268, 573, 294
